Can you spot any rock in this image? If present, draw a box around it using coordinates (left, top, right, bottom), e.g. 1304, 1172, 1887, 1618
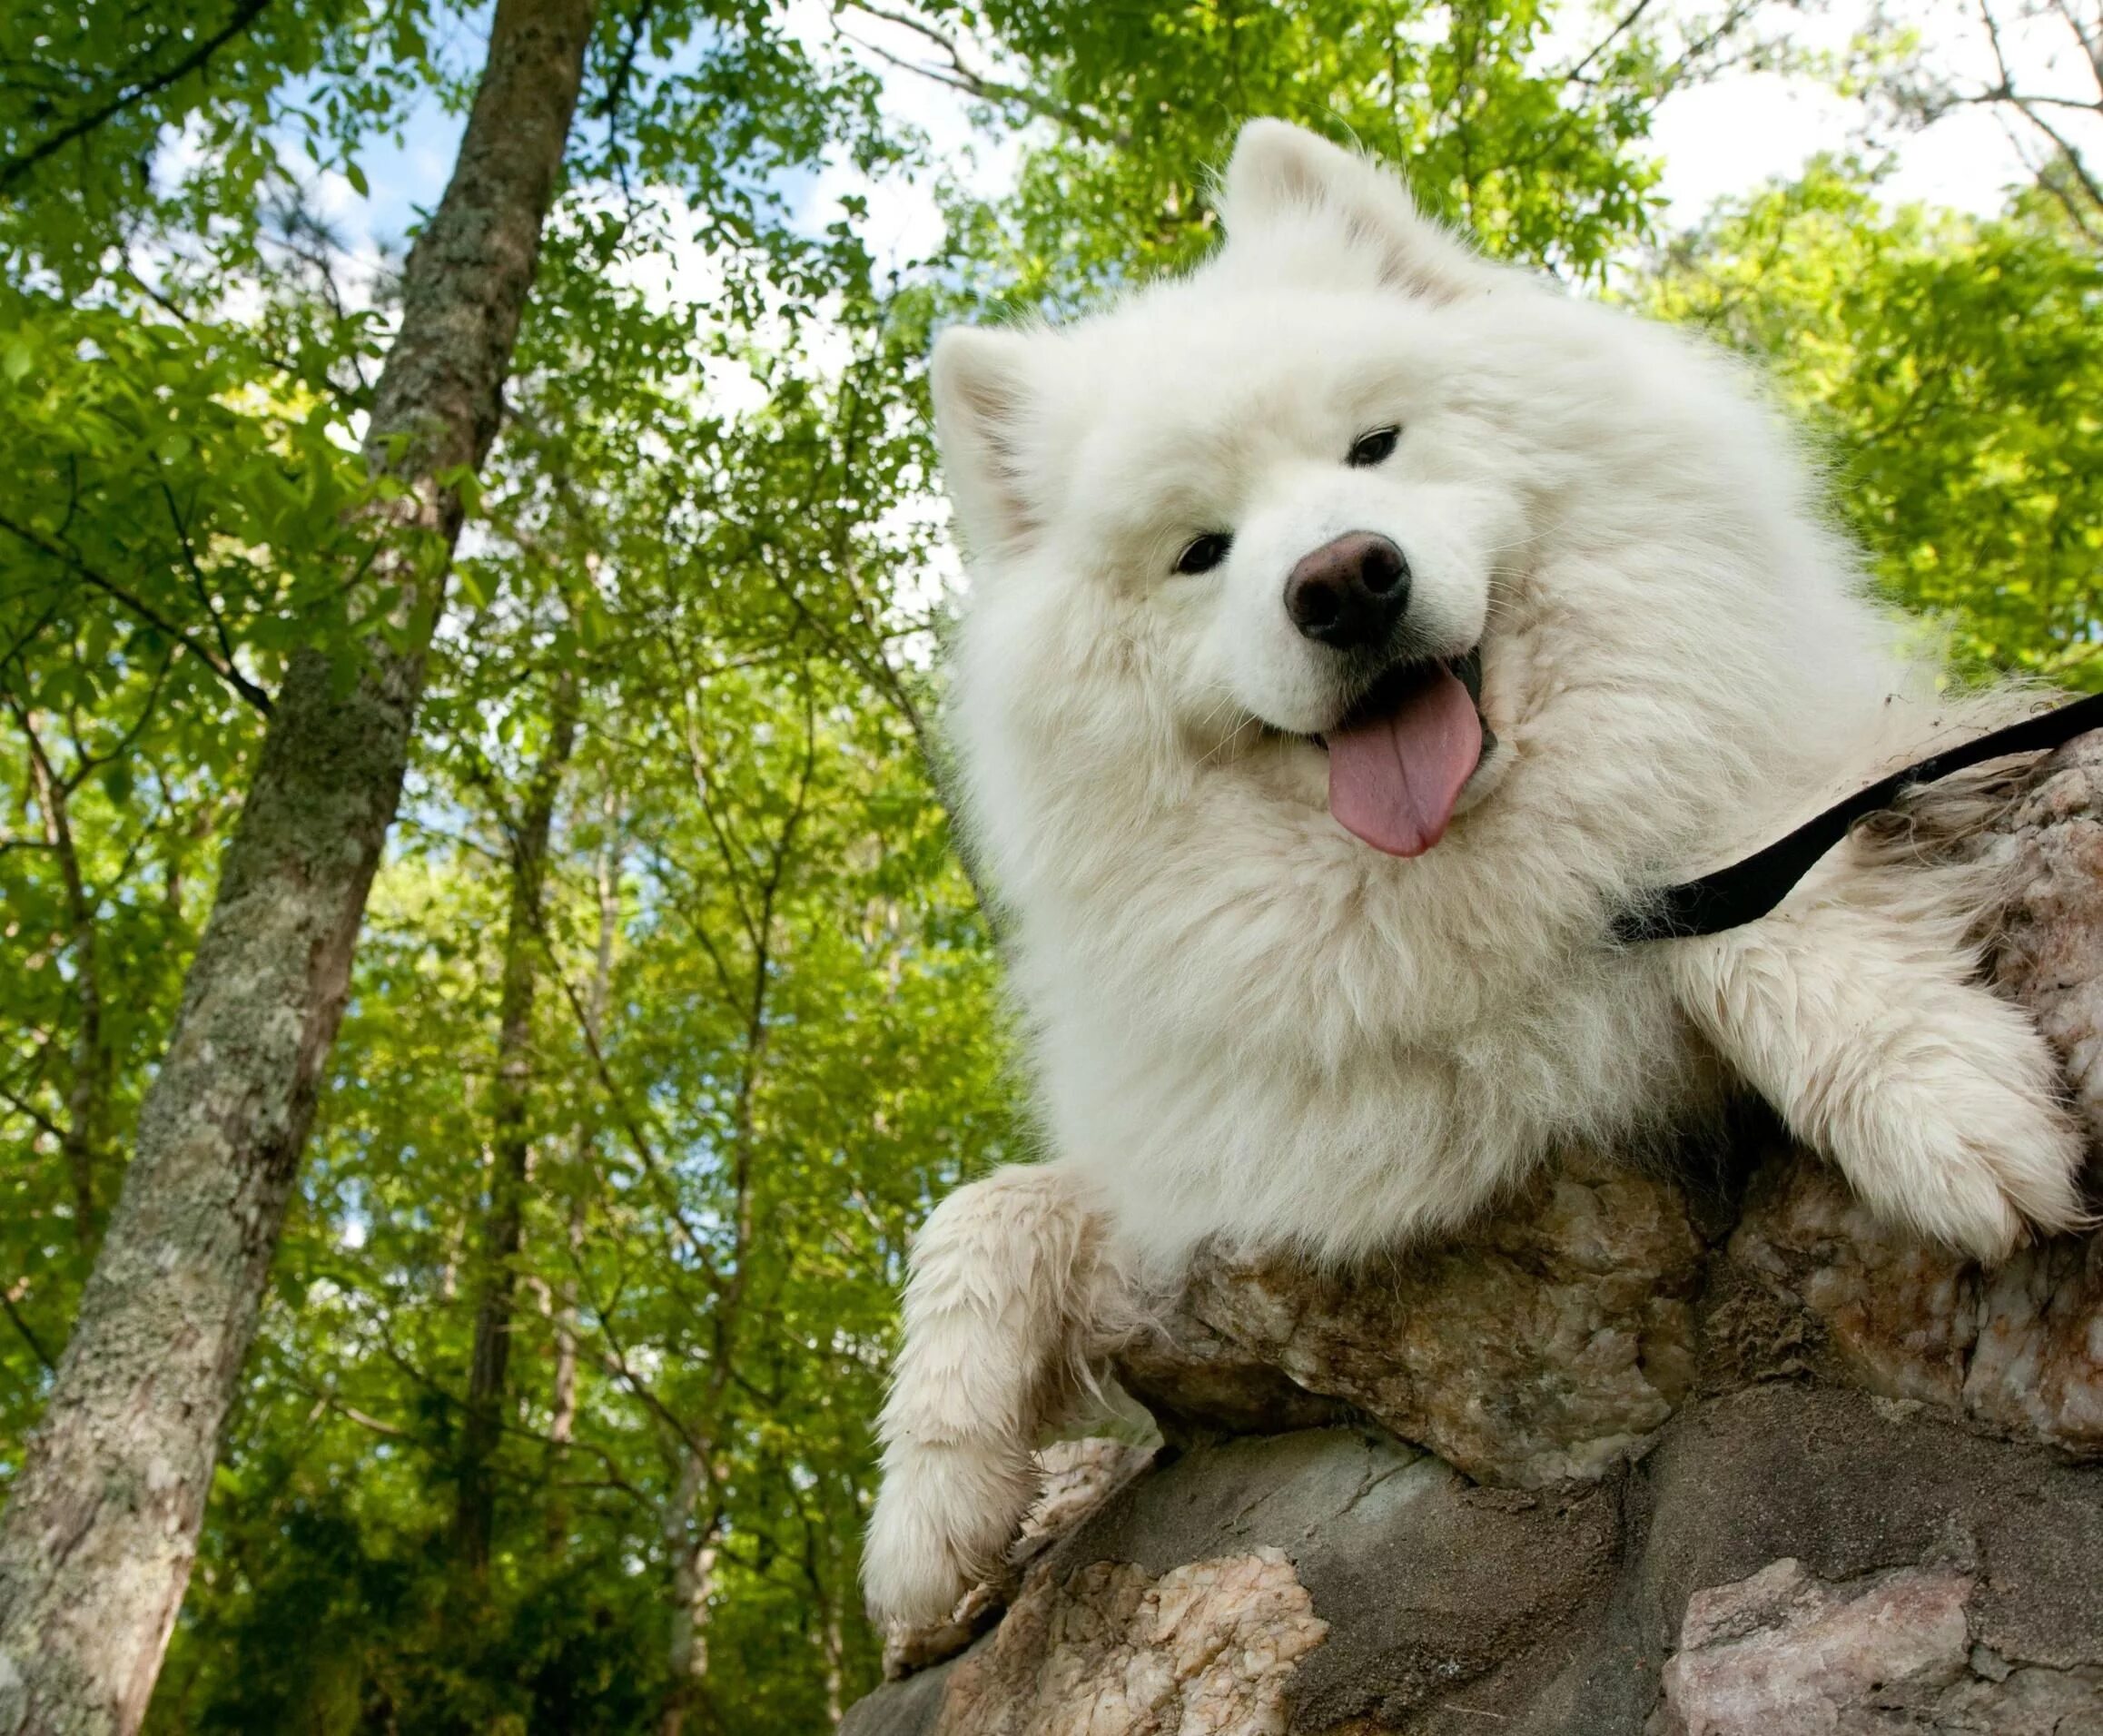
939, 1549, 1326, 1736
847, 1427, 1628, 1736
1722, 1143, 2103, 1456
1652, 1551, 2103, 1735
1656, 1558, 1973, 1734
847, 734, 2103, 1732
848, 1390, 2103, 1733
1116, 1147, 1707, 1484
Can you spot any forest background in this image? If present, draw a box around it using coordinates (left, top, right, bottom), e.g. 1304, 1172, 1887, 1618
2, 0, 2100, 1730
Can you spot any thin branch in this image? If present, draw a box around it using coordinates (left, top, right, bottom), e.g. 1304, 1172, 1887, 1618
832, 2, 1127, 145
296, 1384, 410, 1439
0, 1080, 66, 1144
63, 647, 176, 792
0, 0, 275, 192
540, 928, 725, 1293
1975, 0, 2103, 210
1558, 0, 1659, 84
676, 692, 763, 951
0, 594, 64, 675
0, 1287, 57, 1375
156, 478, 244, 678
0, 512, 272, 715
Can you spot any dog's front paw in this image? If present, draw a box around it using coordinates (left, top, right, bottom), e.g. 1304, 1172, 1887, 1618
1832, 1037, 2088, 1263
863, 1443, 1037, 1629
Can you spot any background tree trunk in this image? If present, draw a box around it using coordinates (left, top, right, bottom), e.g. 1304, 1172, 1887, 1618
455, 666, 580, 1576
661, 1446, 724, 1736
0, 0, 596, 1727
844, 733, 2103, 1736
544, 786, 619, 1553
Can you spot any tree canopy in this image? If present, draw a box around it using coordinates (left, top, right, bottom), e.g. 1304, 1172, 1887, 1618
0, 0, 2096, 1729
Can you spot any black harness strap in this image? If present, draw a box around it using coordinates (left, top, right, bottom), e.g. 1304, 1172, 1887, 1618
1612, 691, 2103, 945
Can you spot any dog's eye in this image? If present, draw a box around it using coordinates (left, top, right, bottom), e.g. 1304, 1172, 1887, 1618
1174, 533, 1232, 576
1348, 426, 1400, 468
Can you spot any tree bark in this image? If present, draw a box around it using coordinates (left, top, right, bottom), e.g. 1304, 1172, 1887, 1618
547, 789, 620, 1550
661, 1446, 723, 1736
455, 666, 580, 1575
0, 0, 596, 1727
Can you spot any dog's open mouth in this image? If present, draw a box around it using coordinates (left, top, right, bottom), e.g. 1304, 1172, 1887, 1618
1315, 646, 1491, 858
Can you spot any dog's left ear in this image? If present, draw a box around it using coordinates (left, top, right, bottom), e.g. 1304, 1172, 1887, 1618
1217, 120, 1487, 303
930, 323, 1042, 563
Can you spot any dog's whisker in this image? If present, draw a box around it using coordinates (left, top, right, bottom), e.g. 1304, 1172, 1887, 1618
1195, 715, 1259, 769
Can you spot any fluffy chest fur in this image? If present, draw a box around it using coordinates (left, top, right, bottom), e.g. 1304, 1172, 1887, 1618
1028, 921, 1713, 1272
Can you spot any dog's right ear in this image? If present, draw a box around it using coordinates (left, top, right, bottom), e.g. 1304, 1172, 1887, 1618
1218, 119, 1486, 303
931, 324, 1040, 561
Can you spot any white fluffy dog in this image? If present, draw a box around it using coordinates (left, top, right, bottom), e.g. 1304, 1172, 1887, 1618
863, 119, 2088, 1629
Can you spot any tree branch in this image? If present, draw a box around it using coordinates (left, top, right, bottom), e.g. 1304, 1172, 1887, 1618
0, 1287, 57, 1376
0, 0, 275, 193
0, 512, 273, 715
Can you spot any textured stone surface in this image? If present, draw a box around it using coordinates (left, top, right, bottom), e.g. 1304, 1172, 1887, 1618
1652, 1551, 2103, 1736
1723, 1144, 2103, 1457
1117, 1148, 1706, 1485
847, 1427, 1630, 1736
940, 1549, 1327, 1736
848, 1392, 2103, 1734
1656, 1558, 1973, 1733
849, 733, 2103, 1734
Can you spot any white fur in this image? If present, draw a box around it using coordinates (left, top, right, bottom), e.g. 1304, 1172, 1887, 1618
863, 121, 2087, 1628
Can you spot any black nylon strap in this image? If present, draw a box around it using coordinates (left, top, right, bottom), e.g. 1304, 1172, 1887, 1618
1612, 691, 2103, 945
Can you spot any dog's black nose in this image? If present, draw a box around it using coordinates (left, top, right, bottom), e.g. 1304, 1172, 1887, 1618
1284, 533, 1410, 649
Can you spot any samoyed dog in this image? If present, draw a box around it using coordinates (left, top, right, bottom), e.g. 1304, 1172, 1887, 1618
863, 119, 2087, 1628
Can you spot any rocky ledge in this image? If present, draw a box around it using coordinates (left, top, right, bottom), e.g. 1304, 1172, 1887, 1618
844, 735, 2103, 1735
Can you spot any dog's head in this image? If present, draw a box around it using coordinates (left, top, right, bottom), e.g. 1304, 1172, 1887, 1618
934, 123, 1543, 865
933, 120, 1886, 913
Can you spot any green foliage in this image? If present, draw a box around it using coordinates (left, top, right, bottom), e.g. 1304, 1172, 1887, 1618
927, 0, 1780, 309
2, 0, 2098, 1729
1645, 164, 2103, 687
1, 0, 441, 289
154, 339, 1023, 1724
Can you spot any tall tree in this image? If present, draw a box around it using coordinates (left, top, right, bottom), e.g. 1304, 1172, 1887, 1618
0, 0, 597, 1726
454, 660, 582, 1576
1865, 0, 2103, 244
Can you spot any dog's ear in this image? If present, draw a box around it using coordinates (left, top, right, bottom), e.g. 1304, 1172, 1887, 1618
1218, 119, 1486, 303
931, 324, 1042, 561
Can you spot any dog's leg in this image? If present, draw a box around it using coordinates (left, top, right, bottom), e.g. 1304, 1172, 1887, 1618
1666, 861, 2088, 1260
863, 1162, 1115, 1629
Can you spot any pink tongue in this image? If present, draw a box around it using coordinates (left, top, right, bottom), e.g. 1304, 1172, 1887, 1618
1327, 665, 1483, 857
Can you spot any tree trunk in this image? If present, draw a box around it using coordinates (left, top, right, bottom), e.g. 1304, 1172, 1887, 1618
844, 732, 2103, 1736
0, 0, 595, 1727
547, 791, 619, 1551
661, 1446, 722, 1736
454, 665, 580, 1575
